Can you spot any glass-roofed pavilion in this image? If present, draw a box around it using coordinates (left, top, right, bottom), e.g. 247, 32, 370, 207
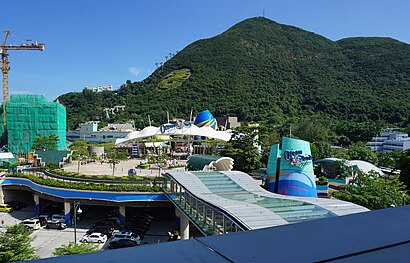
163, 170, 369, 238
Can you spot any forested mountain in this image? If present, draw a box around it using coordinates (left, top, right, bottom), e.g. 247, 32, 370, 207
58, 17, 410, 141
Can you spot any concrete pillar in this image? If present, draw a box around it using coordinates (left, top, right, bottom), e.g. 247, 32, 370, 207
64, 202, 72, 227
33, 194, 40, 216
0, 185, 4, 204
119, 206, 126, 225
180, 212, 189, 240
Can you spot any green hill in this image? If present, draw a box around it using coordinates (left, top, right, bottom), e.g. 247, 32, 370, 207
58, 17, 410, 141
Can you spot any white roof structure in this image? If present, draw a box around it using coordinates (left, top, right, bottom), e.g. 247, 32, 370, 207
348, 160, 384, 176
166, 171, 369, 230
115, 124, 231, 145
0, 152, 14, 160
315, 158, 384, 176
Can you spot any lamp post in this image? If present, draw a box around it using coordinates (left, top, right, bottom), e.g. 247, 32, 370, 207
77, 155, 83, 174
73, 201, 82, 242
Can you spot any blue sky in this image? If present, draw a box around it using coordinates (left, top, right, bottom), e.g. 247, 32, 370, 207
2, 0, 409, 100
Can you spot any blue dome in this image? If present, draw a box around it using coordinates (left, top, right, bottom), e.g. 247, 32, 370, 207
194, 110, 217, 129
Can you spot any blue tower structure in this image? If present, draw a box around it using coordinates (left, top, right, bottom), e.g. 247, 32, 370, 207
266, 137, 317, 197
194, 110, 217, 129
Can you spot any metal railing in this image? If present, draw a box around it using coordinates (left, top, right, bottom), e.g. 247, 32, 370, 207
163, 174, 246, 236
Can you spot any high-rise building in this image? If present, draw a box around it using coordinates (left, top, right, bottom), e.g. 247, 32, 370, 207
0, 94, 67, 155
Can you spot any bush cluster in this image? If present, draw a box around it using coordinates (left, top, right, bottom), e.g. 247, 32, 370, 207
46, 168, 158, 182
10, 173, 163, 192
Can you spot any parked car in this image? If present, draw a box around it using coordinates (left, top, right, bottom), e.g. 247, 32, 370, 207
112, 230, 141, 241
0, 204, 13, 213
46, 220, 66, 230
81, 232, 108, 243
22, 218, 41, 230
6, 201, 28, 210
108, 238, 140, 249
87, 226, 114, 237
38, 214, 52, 227
44, 203, 63, 214
51, 214, 65, 224
93, 220, 120, 229
104, 217, 121, 225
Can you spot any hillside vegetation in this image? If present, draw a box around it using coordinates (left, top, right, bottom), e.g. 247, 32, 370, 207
58, 17, 410, 142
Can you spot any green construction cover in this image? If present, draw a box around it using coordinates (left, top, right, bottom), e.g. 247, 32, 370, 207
0, 94, 67, 155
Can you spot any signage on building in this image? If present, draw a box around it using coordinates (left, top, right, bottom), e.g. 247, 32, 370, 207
160, 121, 191, 134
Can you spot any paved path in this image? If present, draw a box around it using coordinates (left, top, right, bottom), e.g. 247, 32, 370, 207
63, 159, 186, 177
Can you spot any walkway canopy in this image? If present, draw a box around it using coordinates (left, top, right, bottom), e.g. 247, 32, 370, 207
115, 124, 232, 145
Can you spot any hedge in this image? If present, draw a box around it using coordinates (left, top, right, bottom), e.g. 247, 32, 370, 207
47, 168, 156, 182
9, 173, 163, 192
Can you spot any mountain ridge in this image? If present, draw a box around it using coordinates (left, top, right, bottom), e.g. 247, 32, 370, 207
58, 17, 410, 141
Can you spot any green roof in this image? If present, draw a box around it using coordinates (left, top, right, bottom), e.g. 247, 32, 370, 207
35, 150, 72, 165
187, 154, 222, 171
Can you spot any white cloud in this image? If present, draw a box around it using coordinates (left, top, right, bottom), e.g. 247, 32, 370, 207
128, 67, 141, 76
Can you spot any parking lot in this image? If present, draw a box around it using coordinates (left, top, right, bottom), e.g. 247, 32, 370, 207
1, 203, 177, 259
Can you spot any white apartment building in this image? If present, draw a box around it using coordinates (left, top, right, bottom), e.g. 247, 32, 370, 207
366, 128, 410, 152
84, 85, 113, 92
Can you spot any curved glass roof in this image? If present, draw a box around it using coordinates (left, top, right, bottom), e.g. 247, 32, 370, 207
166, 170, 369, 230
194, 172, 335, 223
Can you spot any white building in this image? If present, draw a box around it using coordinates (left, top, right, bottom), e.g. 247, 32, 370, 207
84, 85, 113, 93
366, 128, 410, 152
66, 121, 134, 143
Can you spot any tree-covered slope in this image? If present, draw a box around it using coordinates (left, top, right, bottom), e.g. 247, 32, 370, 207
58, 17, 410, 139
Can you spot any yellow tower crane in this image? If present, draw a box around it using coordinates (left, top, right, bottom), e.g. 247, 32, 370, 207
0, 30, 45, 146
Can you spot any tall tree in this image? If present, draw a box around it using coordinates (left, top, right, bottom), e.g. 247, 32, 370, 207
399, 150, 410, 189
346, 142, 378, 165
331, 171, 408, 210
221, 126, 261, 172
106, 150, 129, 176
0, 224, 37, 262
69, 140, 89, 160
32, 134, 59, 151
53, 242, 100, 256
311, 141, 334, 160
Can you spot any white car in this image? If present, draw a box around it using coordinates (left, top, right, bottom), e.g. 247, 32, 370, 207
81, 232, 108, 243
51, 214, 65, 224
22, 218, 41, 230
111, 230, 141, 245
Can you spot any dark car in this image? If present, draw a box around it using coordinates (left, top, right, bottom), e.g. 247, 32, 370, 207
121, 226, 147, 237
109, 238, 140, 249
44, 202, 63, 214
6, 201, 28, 210
46, 220, 67, 230
94, 220, 120, 229
87, 226, 114, 237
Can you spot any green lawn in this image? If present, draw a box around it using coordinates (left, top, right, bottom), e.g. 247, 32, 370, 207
159, 68, 191, 90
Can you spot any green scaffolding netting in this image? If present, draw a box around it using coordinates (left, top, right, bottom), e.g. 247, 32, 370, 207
0, 94, 67, 154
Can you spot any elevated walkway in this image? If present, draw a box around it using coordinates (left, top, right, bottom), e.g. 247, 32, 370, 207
163, 171, 369, 236
1, 178, 168, 203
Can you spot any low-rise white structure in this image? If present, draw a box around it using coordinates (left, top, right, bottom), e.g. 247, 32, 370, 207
67, 121, 134, 143
84, 85, 113, 92
366, 128, 410, 152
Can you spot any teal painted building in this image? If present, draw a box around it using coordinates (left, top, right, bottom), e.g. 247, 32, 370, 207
266, 137, 317, 197
0, 94, 67, 155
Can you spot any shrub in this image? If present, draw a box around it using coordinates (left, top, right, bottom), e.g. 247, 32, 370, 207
8, 173, 162, 192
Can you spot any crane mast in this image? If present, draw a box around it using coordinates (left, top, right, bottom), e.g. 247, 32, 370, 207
0, 30, 45, 146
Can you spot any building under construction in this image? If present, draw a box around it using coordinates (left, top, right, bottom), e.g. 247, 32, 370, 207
0, 94, 66, 156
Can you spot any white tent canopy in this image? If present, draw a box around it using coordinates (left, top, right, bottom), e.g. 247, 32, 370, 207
115, 124, 232, 145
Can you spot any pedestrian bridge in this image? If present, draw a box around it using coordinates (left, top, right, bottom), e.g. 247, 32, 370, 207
163, 171, 369, 236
